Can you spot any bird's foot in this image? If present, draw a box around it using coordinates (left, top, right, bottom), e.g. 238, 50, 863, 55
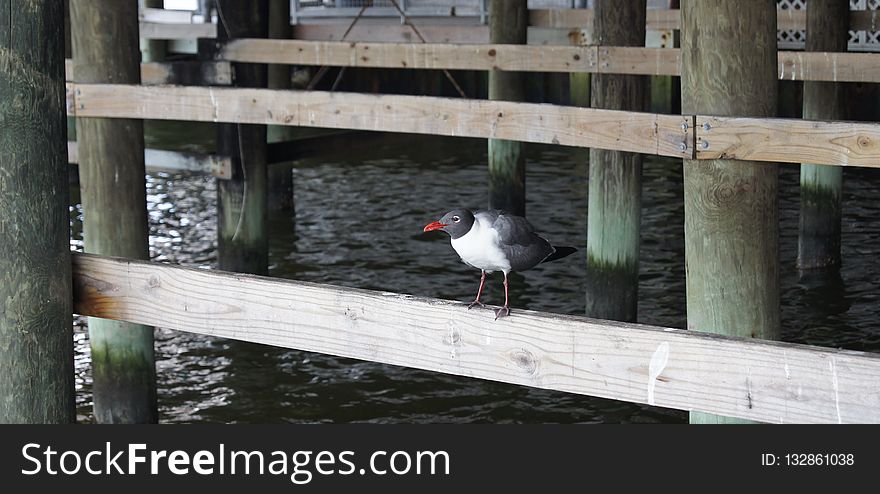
494, 306, 510, 320
467, 300, 486, 310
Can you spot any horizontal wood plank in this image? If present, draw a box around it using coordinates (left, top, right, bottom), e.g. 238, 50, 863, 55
69, 84, 692, 157
66, 60, 232, 86
695, 116, 880, 167
598, 46, 680, 76
292, 23, 587, 45
777, 51, 880, 83
139, 7, 193, 24
67, 141, 232, 178
139, 21, 216, 40
221, 39, 597, 72
218, 39, 880, 82
71, 253, 880, 424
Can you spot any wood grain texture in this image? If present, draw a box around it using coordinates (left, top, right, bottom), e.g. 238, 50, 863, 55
681, 0, 780, 424
70, 84, 693, 157
586, 0, 646, 322
219, 39, 880, 83
66, 59, 231, 85
71, 253, 880, 424
696, 116, 880, 168
70, 0, 157, 424
292, 23, 585, 46
0, 0, 74, 423
599, 47, 679, 76
220, 39, 598, 73
777, 51, 880, 83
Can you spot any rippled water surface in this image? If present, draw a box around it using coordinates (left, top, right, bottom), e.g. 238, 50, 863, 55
70, 125, 880, 423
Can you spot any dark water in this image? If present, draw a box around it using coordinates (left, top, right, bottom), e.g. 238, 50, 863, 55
70, 126, 880, 423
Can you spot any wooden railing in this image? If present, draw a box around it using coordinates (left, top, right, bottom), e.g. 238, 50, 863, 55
217, 39, 880, 83
64, 83, 880, 168
71, 253, 880, 424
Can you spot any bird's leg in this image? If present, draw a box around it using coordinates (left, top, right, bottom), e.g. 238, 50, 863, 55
468, 270, 487, 309
494, 272, 510, 320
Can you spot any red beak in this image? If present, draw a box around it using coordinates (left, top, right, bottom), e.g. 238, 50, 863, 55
423, 221, 448, 233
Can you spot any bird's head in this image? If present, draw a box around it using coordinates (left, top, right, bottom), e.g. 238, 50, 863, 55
423, 209, 475, 239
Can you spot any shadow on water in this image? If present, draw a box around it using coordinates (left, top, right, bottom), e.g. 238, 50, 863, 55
69, 130, 880, 423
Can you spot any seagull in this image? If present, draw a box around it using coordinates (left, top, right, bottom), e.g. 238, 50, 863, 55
423, 209, 576, 319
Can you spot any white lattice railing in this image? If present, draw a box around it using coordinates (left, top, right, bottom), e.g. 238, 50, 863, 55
779, 0, 880, 52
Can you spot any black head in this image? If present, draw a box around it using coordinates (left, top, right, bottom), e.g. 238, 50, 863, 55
423, 209, 475, 239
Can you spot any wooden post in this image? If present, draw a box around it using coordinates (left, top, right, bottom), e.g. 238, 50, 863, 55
584, 0, 646, 322
798, 0, 848, 270
681, 0, 780, 424
488, 0, 527, 216
267, 0, 294, 212
71, 0, 157, 423
140, 0, 167, 63
0, 0, 74, 423
215, 0, 269, 274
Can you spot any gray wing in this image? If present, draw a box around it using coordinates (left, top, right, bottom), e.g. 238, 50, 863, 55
484, 211, 555, 272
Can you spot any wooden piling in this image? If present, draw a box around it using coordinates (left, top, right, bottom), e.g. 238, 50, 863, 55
681, 0, 780, 424
215, 0, 269, 274
0, 0, 74, 423
798, 0, 848, 270
488, 0, 527, 216
71, 0, 157, 423
267, 0, 294, 212
584, 0, 646, 322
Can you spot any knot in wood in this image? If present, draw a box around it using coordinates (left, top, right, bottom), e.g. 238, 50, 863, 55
509, 348, 538, 375
443, 326, 461, 346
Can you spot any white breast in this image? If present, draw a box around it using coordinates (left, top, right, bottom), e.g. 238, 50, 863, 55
450, 217, 511, 273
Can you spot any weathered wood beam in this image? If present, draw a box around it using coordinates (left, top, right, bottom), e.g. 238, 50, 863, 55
71, 253, 880, 424
64, 82, 880, 168
66, 59, 232, 86
695, 116, 880, 168
0, 0, 74, 424
681, 0, 779, 425
585, 0, 646, 322
67, 141, 232, 178
219, 40, 880, 83
68, 83, 693, 158
292, 23, 587, 45
220, 39, 599, 72
139, 21, 216, 40
71, 0, 157, 424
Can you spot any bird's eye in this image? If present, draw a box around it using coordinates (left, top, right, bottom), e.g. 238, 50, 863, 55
452, 216, 460, 222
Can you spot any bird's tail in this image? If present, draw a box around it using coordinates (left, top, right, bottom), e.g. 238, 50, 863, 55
543, 246, 577, 264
